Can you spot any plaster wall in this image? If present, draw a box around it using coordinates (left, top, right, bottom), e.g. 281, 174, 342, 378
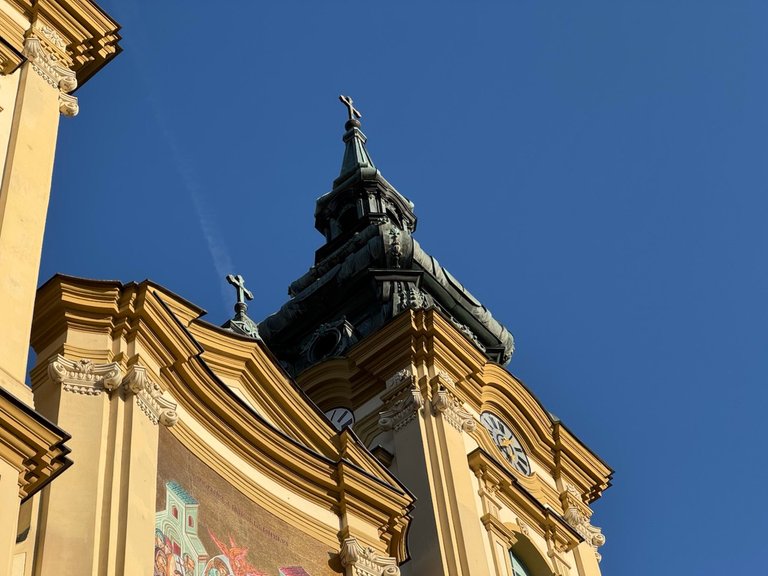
0, 63, 59, 402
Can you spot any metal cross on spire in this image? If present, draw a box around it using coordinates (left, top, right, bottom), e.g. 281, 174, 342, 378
226, 274, 253, 309
339, 95, 362, 121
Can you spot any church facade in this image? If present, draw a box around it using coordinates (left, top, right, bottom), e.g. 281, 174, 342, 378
0, 3, 612, 576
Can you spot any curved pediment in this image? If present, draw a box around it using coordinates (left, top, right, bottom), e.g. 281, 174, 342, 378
31, 274, 414, 562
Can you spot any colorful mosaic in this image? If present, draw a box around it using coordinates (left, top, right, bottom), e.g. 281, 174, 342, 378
155, 429, 335, 576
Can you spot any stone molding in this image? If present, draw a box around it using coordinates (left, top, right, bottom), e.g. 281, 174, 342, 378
22, 28, 79, 116
561, 484, 605, 561
378, 368, 423, 431
339, 537, 400, 576
430, 373, 476, 433
123, 365, 178, 427
48, 354, 121, 395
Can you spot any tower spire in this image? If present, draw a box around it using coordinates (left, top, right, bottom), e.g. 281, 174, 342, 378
338, 94, 375, 179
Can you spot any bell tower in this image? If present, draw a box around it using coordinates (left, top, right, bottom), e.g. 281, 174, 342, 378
259, 96, 514, 377
257, 99, 612, 576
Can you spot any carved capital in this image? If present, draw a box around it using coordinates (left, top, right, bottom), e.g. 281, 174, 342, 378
561, 484, 605, 560
123, 366, 178, 426
340, 538, 400, 576
378, 368, 423, 431
58, 92, 79, 116
431, 385, 476, 433
48, 355, 122, 395
22, 29, 79, 117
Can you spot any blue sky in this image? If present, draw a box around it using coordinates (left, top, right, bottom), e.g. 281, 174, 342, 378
41, 1, 767, 573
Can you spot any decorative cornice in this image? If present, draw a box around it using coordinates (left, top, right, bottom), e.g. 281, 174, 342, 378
468, 449, 581, 552
0, 387, 71, 501
378, 368, 423, 431
561, 484, 605, 561
22, 28, 79, 116
123, 365, 178, 427
48, 354, 121, 395
37, 23, 67, 52
340, 537, 400, 576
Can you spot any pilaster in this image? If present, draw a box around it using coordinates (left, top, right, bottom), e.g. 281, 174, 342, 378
0, 55, 60, 400
0, 2, 120, 403
376, 364, 492, 576
32, 356, 176, 576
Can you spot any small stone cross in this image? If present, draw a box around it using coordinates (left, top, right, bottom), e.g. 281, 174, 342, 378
226, 274, 253, 307
339, 94, 362, 121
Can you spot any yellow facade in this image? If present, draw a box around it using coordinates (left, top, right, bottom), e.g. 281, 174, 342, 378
23, 275, 610, 576
0, 2, 612, 575
0, 1, 120, 575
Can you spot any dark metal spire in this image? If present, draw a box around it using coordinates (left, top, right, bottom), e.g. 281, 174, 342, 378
338, 95, 375, 179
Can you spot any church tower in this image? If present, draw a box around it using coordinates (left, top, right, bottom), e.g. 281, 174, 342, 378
258, 98, 612, 576
259, 96, 514, 376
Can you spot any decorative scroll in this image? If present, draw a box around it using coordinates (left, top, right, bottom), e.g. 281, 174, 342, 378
431, 385, 476, 433
561, 484, 605, 561
123, 365, 178, 426
339, 537, 400, 576
22, 29, 79, 116
378, 368, 423, 431
48, 355, 121, 395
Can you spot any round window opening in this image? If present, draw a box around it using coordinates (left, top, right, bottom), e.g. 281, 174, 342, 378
309, 329, 341, 362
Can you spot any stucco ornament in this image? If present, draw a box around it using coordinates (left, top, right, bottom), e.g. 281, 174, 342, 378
22, 28, 79, 116
48, 355, 121, 395
123, 365, 178, 426
340, 537, 400, 576
378, 368, 423, 431
430, 376, 476, 433
561, 484, 605, 561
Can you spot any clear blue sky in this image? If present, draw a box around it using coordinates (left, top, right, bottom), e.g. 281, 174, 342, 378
41, 1, 767, 573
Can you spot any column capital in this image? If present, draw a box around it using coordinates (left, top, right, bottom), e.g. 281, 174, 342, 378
122, 365, 178, 427
430, 372, 476, 433
48, 354, 121, 395
340, 537, 400, 576
23, 28, 79, 115
1, 2, 121, 115
378, 367, 423, 431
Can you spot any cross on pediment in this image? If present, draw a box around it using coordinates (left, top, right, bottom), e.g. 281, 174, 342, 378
339, 94, 362, 121
226, 274, 253, 307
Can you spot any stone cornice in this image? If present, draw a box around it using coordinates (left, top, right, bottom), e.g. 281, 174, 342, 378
16, 0, 120, 85
0, 0, 120, 117
468, 448, 581, 553
0, 386, 71, 501
552, 421, 613, 504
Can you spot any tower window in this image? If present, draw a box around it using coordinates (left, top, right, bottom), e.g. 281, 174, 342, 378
337, 206, 358, 233
171, 506, 178, 519
509, 550, 531, 576
309, 329, 341, 362
188, 516, 194, 528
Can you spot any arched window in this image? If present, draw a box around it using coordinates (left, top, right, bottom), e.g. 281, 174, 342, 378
188, 516, 194, 528
171, 506, 178, 519
509, 550, 531, 576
